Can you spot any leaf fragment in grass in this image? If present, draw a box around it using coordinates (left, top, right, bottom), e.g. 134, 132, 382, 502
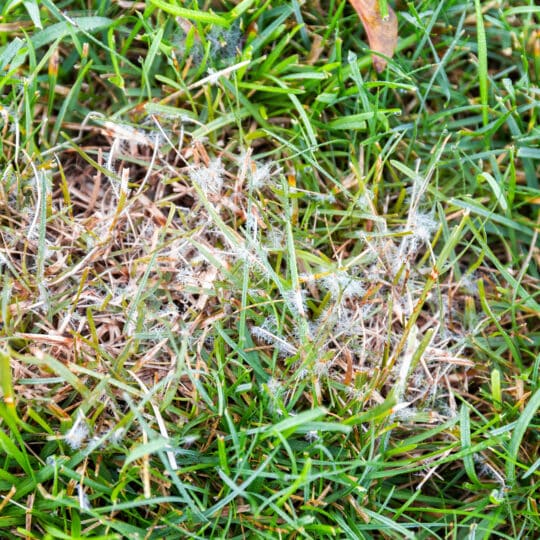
348, 0, 399, 72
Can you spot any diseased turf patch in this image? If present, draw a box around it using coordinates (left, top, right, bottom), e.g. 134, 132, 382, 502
0, 0, 538, 537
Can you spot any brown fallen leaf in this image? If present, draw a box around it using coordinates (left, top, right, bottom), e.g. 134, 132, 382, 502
348, 0, 398, 72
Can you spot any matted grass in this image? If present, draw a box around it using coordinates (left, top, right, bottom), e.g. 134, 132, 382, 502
0, 1, 539, 538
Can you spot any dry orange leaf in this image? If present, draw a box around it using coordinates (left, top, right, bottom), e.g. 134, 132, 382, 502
348, 0, 398, 72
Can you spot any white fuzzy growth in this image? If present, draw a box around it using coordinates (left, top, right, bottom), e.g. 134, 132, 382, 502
189, 158, 225, 195
263, 377, 283, 398
265, 228, 285, 251
394, 406, 417, 422
251, 325, 297, 356
65, 413, 89, 450
206, 68, 221, 85
320, 270, 365, 301
110, 427, 125, 445
404, 212, 438, 257
245, 209, 258, 238
78, 483, 91, 511
182, 435, 198, 447
283, 287, 307, 318
310, 192, 336, 204
249, 162, 276, 189
411, 212, 437, 242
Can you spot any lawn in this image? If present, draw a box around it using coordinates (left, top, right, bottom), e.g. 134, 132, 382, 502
0, 0, 539, 538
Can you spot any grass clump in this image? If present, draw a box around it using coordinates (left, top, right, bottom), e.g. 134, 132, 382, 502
0, 0, 539, 538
